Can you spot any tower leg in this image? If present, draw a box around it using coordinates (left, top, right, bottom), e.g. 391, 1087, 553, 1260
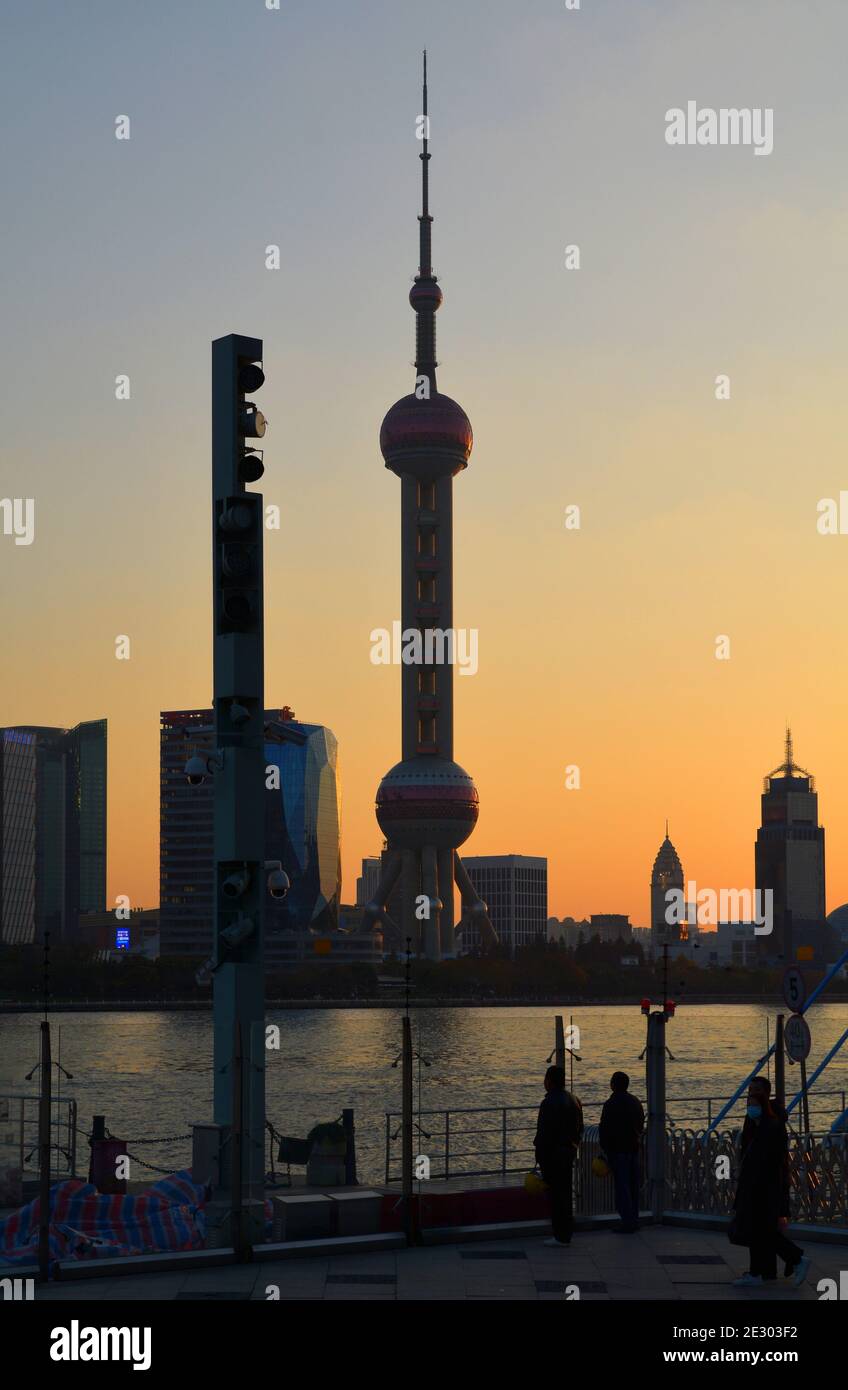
438, 847, 455, 958
401, 849, 420, 954
421, 845, 441, 961
454, 851, 498, 949
361, 848, 402, 946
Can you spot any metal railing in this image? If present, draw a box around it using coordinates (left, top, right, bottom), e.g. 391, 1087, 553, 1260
670, 1089, 846, 1133
385, 1103, 539, 1184
667, 1128, 848, 1226
0, 1094, 78, 1185
384, 1092, 848, 1189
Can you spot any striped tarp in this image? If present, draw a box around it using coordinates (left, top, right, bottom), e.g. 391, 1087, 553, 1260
0, 1169, 212, 1267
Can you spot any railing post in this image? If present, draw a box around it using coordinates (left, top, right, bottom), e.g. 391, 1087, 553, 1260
342, 1108, 357, 1187
444, 1109, 450, 1181
38, 1021, 52, 1283
401, 1016, 417, 1241
554, 1015, 565, 1070
775, 1014, 786, 1113
502, 1108, 507, 1179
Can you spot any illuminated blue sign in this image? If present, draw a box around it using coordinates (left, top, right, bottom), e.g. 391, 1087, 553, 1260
115, 928, 130, 950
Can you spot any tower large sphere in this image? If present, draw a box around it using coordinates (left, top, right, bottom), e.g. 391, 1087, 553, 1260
375, 758, 479, 851
380, 392, 472, 479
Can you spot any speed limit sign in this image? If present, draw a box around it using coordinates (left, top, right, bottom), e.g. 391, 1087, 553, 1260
784, 1013, 812, 1063
782, 966, 807, 1013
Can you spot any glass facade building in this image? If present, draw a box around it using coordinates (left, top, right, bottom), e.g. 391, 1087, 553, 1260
265, 723, 341, 939
0, 720, 107, 945
160, 708, 341, 963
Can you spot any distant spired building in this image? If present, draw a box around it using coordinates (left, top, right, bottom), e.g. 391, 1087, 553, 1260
650, 824, 686, 958
361, 56, 495, 960
755, 728, 826, 964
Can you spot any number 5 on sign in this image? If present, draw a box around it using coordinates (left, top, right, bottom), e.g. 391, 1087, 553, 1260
782, 966, 807, 1013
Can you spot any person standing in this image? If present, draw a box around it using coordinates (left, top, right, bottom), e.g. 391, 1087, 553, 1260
731, 1075, 811, 1289
534, 1065, 583, 1247
599, 1071, 645, 1233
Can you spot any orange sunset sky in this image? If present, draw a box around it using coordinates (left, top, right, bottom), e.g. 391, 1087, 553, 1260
2, 1, 847, 928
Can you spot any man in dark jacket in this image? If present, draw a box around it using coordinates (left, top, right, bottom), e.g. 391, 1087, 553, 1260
599, 1071, 644, 1233
534, 1065, 583, 1246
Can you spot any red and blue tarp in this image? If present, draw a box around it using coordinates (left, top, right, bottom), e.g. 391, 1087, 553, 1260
0, 1169, 221, 1268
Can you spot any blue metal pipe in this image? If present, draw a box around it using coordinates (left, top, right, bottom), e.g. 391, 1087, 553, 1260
796, 947, 848, 1015
702, 1046, 775, 1137
787, 1027, 848, 1116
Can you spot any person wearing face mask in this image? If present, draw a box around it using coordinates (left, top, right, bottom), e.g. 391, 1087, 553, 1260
730, 1075, 810, 1289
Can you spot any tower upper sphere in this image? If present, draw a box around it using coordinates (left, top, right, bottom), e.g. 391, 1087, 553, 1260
380, 392, 472, 478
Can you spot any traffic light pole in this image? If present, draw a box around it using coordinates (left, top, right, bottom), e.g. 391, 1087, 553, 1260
210, 333, 268, 1247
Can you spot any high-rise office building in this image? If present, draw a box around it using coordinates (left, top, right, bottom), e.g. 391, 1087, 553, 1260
0, 720, 107, 945
160, 708, 341, 962
355, 856, 383, 908
462, 855, 547, 955
755, 729, 826, 964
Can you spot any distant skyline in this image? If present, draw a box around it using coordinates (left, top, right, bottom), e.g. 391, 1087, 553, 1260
2, 1, 848, 927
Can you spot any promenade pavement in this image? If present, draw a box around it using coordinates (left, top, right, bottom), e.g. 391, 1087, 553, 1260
28, 1224, 846, 1301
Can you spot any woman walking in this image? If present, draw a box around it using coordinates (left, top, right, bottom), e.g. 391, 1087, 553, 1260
731, 1075, 810, 1289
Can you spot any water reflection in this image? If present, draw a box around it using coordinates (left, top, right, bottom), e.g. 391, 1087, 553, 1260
3, 1004, 846, 1183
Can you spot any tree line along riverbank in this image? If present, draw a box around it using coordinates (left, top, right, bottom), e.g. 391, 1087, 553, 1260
1, 937, 845, 1008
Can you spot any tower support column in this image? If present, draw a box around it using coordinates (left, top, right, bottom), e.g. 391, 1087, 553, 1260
438, 847, 455, 957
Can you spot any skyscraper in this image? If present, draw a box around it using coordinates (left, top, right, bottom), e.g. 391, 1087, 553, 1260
463, 855, 547, 956
755, 728, 826, 964
0, 720, 107, 945
361, 55, 496, 961
650, 826, 685, 959
159, 707, 341, 961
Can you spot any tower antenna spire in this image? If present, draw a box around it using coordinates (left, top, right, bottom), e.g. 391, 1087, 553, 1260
419, 49, 432, 274
411, 48, 440, 390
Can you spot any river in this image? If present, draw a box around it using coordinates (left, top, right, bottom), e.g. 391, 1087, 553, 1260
3, 1004, 846, 1183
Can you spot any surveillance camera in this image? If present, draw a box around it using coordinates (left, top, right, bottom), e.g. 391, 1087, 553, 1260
222, 868, 251, 899
185, 755, 210, 786
267, 868, 290, 900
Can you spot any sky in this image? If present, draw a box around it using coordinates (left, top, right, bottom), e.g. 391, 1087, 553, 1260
1, 0, 847, 928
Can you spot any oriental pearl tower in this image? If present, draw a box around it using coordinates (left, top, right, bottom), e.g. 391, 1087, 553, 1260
361, 54, 497, 961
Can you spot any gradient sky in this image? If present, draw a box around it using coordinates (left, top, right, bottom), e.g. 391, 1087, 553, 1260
2, 0, 847, 927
